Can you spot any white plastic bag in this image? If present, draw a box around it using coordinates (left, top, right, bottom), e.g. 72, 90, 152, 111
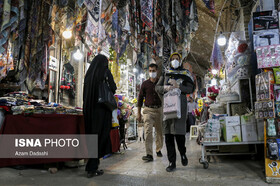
112, 109, 119, 127
163, 88, 181, 121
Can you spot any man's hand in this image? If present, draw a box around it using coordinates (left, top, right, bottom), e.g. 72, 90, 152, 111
137, 107, 142, 122
137, 113, 142, 123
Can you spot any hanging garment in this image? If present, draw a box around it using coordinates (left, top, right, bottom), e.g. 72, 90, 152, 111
140, 0, 153, 30
203, 0, 215, 13
210, 41, 224, 69
61, 63, 76, 99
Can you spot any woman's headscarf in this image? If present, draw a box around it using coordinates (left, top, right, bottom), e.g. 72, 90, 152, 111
166, 52, 195, 93
83, 54, 109, 134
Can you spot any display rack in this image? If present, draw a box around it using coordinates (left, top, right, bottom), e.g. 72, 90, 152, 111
264, 121, 280, 183
226, 78, 254, 116
127, 72, 137, 136
199, 141, 263, 169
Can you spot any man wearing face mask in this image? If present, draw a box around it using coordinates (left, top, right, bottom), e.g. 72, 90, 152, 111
156, 52, 195, 172
137, 63, 163, 162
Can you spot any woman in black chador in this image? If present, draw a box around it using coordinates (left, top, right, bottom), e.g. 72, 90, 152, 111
83, 54, 117, 178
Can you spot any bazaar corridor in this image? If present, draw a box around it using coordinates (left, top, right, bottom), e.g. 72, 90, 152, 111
0, 139, 274, 186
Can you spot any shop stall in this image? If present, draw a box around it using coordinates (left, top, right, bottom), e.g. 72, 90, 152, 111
198, 32, 264, 168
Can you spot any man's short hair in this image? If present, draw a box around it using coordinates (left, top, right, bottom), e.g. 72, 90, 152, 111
149, 63, 158, 69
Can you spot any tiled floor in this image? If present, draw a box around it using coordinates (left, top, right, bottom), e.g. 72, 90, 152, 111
0, 138, 277, 186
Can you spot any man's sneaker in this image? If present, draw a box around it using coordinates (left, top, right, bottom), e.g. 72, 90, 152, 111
166, 162, 176, 172
142, 154, 153, 161
156, 151, 163, 157
181, 154, 188, 166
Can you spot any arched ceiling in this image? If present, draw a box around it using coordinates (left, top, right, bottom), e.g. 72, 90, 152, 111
187, 0, 255, 77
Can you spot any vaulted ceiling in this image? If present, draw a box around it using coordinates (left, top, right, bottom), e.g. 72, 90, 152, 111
187, 0, 256, 77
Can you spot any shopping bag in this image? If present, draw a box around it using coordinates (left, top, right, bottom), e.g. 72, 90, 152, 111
163, 88, 181, 121
112, 109, 119, 127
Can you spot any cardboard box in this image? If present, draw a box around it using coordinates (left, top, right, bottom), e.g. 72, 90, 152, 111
257, 119, 264, 141
204, 132, 220, 143
241, 124, 258, 142
241, 115, 256, 125
222, 116, 240, 127
223, 125, 242, 142
205, 119, 220, 133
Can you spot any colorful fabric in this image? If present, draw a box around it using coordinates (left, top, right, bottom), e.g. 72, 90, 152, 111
203, 0, 215, 13
180, 0, 192, 28
140, 0, 153, 29
210, 41, 223, 69
85, 0, 99, 43
22, 0, 52, 92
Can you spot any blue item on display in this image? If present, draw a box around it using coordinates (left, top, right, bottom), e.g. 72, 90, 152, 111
212, 114, 228, 120
267, 118, 277, 137
277, 139, 280, 159
48, 102, 59, 107
268, 139, 279, 160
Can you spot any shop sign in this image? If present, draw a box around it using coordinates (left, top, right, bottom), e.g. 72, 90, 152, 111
49, 56, 58, 71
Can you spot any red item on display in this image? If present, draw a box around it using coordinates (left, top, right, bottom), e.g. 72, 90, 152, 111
238, 43, 248, 53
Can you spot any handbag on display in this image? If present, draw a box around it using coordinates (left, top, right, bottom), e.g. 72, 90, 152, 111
98, 73, 117, 111
163, 88, 181, 121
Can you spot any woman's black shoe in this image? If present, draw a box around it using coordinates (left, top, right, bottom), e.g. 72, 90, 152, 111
181, 154, 188, 166
156, 151, 163, 157
87, 170, 104, 178
166, 162, 176, 172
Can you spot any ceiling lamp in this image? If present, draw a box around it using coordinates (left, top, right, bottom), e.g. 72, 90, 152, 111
217, 34, 227, 46
62, 29, 72, 39
73, 49, 83, 61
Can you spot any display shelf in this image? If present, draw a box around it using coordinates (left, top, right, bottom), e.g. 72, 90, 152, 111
203, 141, 263, 146
200, 140, 263, 169
226, 78, 253, 116
264, 121, 280, 183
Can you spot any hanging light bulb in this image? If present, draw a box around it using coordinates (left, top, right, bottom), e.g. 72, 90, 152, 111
133, 68, 137, 73
62, 29, 72, 39
212, 69, 218, 75
140, 73, 145, 79
217, 34, 227, 46
73, 49, 83, 61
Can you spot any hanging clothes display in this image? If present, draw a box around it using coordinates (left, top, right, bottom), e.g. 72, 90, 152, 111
60, 63, 76, 99
140, 0, 153, 30
23, 0, 52, 92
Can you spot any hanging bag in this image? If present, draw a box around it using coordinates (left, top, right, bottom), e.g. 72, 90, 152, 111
98, 72, 117, 111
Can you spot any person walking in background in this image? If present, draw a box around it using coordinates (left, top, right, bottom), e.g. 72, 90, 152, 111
137, 63, 163, 162
156, 52, 195, 172
187, 97, 197, 133
83, 54, 117, 178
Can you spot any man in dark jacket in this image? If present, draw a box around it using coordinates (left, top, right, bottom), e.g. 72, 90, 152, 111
137, 63, 163, 162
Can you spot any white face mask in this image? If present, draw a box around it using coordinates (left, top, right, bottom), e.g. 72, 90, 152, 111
149, 72, 157, 79
171, 59, 180, 69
